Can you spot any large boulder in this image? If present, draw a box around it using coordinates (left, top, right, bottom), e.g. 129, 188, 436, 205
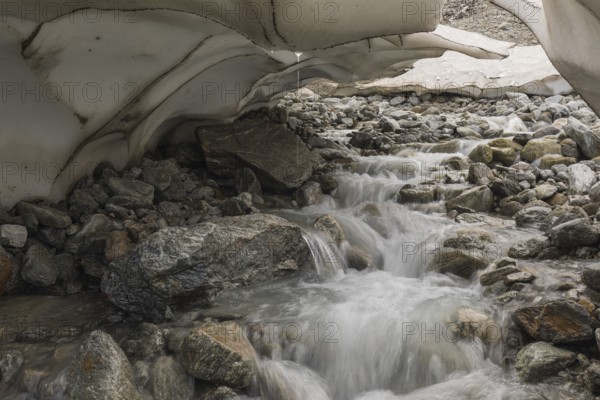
521, 139, 562, 162
102, 214, 310, 320
445, 186, 494, 213
513, 300, 595, 343
568, 164, 595, 195
549, 218, 600, 249
180, 322, 256, 389
514, 207, 552, 230
196, 120, 312, 192
515, 342, 576, 382
66, 331, 141, 400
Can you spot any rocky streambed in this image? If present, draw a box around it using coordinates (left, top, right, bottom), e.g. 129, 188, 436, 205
2, 88, 600, 399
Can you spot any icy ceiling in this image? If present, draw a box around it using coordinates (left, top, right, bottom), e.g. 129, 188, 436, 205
0, 0, 597, 207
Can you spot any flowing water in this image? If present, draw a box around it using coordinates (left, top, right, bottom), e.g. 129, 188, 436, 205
0, 130, 580, 399
209, 140, 576, 399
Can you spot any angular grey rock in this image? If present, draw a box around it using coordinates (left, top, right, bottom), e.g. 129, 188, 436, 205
0, 224, 27, 248
514, 207, 552, 230
102, 214, 310, 320
67, 331, 141, 400
565, 117, 600, 159
504, 271, 535, 285
64, 214, 117, 257
220, 193, 254, 217
313, 214, 346, 245
515, 342, 576, 382
398, 184, 436, 203
445, 186, 494, 213
568, 164, 595, 195
142, 160, 179, 192
0, 350, 23, 384
549, 218, 600, 249
585, 362, 600, 395
180, 322, 255, 389
434, 248, 490, 279
513, 300, 594, 343
533, 183, 557, 200
583, 265, 600, 291
69, 189, 100, 217
508, 237, 549, 259
479, 266, 520, 286
22, 243, 57, 287
295, 182, 323, 207
108, 178, 155, 207
196, 120, 312, 192
468, 144, 493, 164
590, 181, 600, 202
151, 356, 194, 400
490, 178, 522, 198
16, 202, 71, 228
235, 168, 262, 195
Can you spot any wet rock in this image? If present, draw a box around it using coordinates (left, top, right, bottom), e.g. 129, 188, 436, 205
67, 330, 140, 400
122, 323, 165, 360
490, 178, 522, 198
22, 243, 57, 287
398, 184, 436, 203
515, 342, 576, 382
585, 362, 600, 395
513, 300, 594, 343
568, 164, 595, 195
16, 202, 71, 228
180, 322, 255, 388
468, 144, 493, 164
583, 265, 600, 292
445, 186, 494, 213
435, 249, 490, 279
565, 117, 600, 159
198, 386, 241, 400
515, 207, 552, 230
0, 350, 23, 384
151, 356, 194, 400
295, 182, 323, 207
313, 214, 346, 245
549, 218, 600, 249
196, 120, 312, 192
312, 174, 338, 195
0, 224, 27, 248
468, 163, 494, 186
102, 214, 310, 320
235, 168, 262, 195
427, 139, 461, 153
508, 237, 548, 259
504, 272, 535, 285
500, 201, 523, 217
479, 266, 520, 286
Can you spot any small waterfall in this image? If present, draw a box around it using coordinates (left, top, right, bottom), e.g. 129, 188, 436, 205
303, 231, 346, 277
